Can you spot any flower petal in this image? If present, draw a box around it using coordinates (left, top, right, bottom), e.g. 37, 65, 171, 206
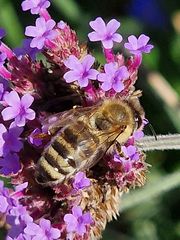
112, 33, 122, 43
2, 107, 19, 121
15, 115, 26, 127
89, 17, 106, 33
72, 206, 82, 218
21, 94, 34, 108
112, 81, 124, 92
64, 70, 80, 83
97, 73, 108, 82
106, 19, 120, 35
50, 228, 61, 239
102, 39, 113, 49
138, 34, 150, 47
25, 108, 36, 120
81, 55, 95, 71
101, 81, 112, 91
25, 26, 38, 37
4, 91, 20, 107
87, 69, 98, 80
64, 55, 81, 70
78, 77, 89, 87
88, 32, 102, 42
127, 35, 138, 49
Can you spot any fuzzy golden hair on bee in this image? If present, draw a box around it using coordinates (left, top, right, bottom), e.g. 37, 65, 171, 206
35, 97, 143, 186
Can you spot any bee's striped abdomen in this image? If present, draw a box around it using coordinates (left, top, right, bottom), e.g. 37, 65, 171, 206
37, 120, 100, 184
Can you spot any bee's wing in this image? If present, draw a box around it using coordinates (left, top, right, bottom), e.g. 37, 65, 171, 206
74, 124, 126, 170
42, 105, 98, 135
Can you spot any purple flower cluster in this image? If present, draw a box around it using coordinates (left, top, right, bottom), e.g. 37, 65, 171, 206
64, 17, 153, 92
0, 181, 61, 239
0, 72, 35, 176
0, 1, 153, 238
64, 206, 93, 236
0, 123, 23, 174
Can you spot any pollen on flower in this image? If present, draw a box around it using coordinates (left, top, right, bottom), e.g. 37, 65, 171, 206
0, 1, 154, 239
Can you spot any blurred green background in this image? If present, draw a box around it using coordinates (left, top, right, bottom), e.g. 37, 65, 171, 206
0, 0, 180, 239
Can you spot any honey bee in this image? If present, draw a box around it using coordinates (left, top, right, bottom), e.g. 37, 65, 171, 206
36, 94, 144, 186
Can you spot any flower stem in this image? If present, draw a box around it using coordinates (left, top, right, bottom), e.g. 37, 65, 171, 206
103, 48, 115, 62
136, 134, 180, 151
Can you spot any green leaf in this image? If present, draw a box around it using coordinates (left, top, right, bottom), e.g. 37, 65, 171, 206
52, 0, 82, 23
121, 171, 180, 211
0, 0, 24, 47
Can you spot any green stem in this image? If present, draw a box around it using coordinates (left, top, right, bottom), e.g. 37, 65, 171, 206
121, 171, 180, 211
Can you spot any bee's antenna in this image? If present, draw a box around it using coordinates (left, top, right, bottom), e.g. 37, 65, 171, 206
148, 123, 157, 140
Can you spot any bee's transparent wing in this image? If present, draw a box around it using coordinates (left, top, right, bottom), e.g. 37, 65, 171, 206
41, 106, 97, 135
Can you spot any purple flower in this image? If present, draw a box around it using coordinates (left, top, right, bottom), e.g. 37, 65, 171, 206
14, 182, 28, 195
0, 180, 11, 214
97, 63, 129, 92
22, 0, 51, 14
25, 17, 57, 49
0, 180, 17, 215
57, 20, 66, 30
24, 218, 61, 240
0, 123, 23, 157
114, 145, 140, 172
14, 39, 40, 60
114, 154, 132, 172
0, 181, 32, 239
124, 34, 154, 55
0, 53, 7, 66
0, 28, 6, 46
122, 145, 140, 161
8, 205, 33, 226
73, 172, 90, 190
63, 55, 98, 87
88, 17, 122, 49
7, 234, 31, 240
0, 153, 21, 175
133, 130, 144, 140
7, 205, 33, 239
64, 206, 93, 236
28, 128, 43, 147
0, 181, 34, 239
0, 28, 6, 39
0, 194, 9, 213
0, 81, 9, 102
2, 91, 35, 127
